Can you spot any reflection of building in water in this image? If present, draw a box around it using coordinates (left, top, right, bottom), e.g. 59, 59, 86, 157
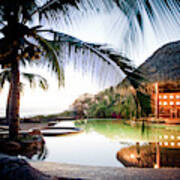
117, 135, 180, 168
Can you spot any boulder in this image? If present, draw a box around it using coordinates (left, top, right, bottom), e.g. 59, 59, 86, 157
0, 153, 57, 180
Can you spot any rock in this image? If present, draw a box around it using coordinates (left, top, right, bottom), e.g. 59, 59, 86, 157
0, 153, 57, 180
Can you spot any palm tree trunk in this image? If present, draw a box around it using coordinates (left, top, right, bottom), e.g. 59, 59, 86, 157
8, 60, 20, 140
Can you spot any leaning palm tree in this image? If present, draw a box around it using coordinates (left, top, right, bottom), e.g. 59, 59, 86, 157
0, 0, 178, 139
0, 69, 48, 121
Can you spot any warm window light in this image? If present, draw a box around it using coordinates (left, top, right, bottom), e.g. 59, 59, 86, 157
171, 135, 175, 139
170, 101, 174, 105
163, 102, 167, 105
159, 142, 162, 145
176, 95, 180, 99
176, 102, 180, 105
159, 135, 162, 139
159, 95, 162, 99
177, 142, 180, 146
163, 95, 167, 99
171, 142, 175, 146
159, 101, 162, 105
170, 95, 174, 99
177, 136, 180, 140
164, 142, 168, 146
164, 135, 168, 139
154, 164, 159, 169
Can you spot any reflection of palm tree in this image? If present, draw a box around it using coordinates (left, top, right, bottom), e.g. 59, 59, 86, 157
0, 1, 136, 139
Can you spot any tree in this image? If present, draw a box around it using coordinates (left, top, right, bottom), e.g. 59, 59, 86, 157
0, 0, 136, 139
0, 69, 48, 122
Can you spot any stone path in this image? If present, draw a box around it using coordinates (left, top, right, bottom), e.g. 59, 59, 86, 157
31, 162, 180, 180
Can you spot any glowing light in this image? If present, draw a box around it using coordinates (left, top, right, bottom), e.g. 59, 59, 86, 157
154, 164, 159, 169
159, 135, 162, 139
177, 136, 180, 140
176, 102, 180, 105
163, 102, 167, 105
176, 95, 180, 99
170, 95, 174, 99
164, 135, 168, 139
171, 142, 175, 146
163, 95, 167, 99
171, 135, 175, 140
164, 142, 168, 146
130, 154, 135, 159
170, 101, 174, 105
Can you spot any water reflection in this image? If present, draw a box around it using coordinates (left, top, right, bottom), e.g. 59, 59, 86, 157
76, 119, 180, 168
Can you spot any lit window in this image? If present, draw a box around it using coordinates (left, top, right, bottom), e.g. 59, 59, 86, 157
159, 102, 162, 105
176, 95, 180, 99
177, 136, 180, 140
164, 135, 168, 139
159, 95, 162, 99
159, 142, 162, 145
163, 101, 167, 105
176, 102, 180, 105
171, 142, 175, 146
130, 154, 135, 159
178, 142, 180, 146
170, 101, 174, 105
163, 95, 167, 99
159, 135, 162, 139
164, 142, 168, 146
170, 95, 174, 99
171, 135, 175, 139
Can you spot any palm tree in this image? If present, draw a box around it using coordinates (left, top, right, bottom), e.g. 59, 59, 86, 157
0, 69, 48, 122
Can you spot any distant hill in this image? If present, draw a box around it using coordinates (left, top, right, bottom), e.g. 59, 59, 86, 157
64, 41, 180, 119
139, 41, 180, 83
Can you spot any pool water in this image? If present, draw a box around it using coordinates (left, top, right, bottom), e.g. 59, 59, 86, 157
37, 120, 180, 168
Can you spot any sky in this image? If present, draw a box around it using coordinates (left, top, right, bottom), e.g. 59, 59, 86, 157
0, 1, 180, 117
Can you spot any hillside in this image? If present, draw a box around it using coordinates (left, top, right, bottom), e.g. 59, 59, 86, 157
64, 41, 180, 119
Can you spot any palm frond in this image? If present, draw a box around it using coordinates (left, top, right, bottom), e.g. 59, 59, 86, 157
22, 72, 48, 90
54, 31, 135, 76
34, 34, 64, 87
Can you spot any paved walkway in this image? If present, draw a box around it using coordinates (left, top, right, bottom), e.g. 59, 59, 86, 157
31, 162, 180, 180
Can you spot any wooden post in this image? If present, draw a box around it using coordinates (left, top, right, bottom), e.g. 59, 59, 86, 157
156, 142, 160, 168
155, 83, 159, 119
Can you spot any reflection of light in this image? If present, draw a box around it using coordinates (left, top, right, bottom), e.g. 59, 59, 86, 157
171, 142, 175, 146
164, 135, 168, 139
154, 164, 159, 169
171, 135, 175, 140
164, 142, 168, 146
130, 154, 135, 159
